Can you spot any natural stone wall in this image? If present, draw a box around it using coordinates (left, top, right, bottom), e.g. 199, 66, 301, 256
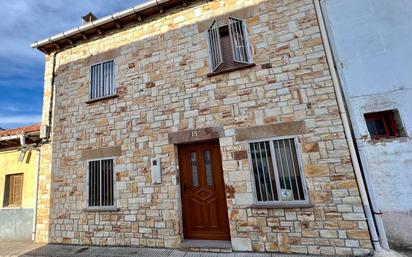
41, 0, 372, 255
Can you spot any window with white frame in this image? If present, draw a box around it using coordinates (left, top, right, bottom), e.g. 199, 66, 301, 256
90, 60, 115, 100
207, 17, 252, 73
88, 159, 114, 207
248, 137, 308, 204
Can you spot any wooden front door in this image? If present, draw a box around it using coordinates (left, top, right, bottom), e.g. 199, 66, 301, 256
178, 140, 230, 240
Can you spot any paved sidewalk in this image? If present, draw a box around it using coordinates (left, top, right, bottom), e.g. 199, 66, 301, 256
0, 242, 321, 257
2, 241, 410, 257
0, 241, 45, 257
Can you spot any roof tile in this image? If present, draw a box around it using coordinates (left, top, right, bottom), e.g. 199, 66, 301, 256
0, 123, 41, 137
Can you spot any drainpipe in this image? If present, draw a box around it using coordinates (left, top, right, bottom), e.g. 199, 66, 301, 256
32, 147, 41, 241
356, 142, 389, 249
313, 0, 383, 252
48, 50, 59, 132
18, 134, 41, 241
30, 50, 59, 242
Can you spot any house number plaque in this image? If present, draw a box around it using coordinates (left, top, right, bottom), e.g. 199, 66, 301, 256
168, 127, 224, 144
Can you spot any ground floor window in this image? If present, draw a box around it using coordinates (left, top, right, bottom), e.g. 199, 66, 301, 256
88, 159, 114, 207
3, 173, 23, 207
248, 137, 308, 205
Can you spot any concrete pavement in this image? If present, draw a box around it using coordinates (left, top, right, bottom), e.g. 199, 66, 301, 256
0, 242, 321, 257
0, 241, 45, 257
2, 241, 410, 257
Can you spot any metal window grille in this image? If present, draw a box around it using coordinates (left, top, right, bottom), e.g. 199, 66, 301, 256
228, 17, 250, 63
207, 20, 223, 71
90, 60, 115, 100
364, 110, 401, 139
88, 159, 114, 207
249, 137, 307, 204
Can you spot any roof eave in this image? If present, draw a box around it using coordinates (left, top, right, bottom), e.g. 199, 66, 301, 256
31, 0, 172, 51
0, 131, 40, 142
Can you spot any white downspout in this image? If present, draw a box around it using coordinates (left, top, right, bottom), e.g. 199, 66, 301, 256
32, 149, 41, 241
18, 134, 41, 241
356, 142, 389, 249
313, 0, 382, 252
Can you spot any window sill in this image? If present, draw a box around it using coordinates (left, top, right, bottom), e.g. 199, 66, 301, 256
249, 202, 312, 209
1, 206, 23, 209
83, 206, 119, 212
207, 63, 256, 77
367, 136, 409, 143
86, 94, 118, 104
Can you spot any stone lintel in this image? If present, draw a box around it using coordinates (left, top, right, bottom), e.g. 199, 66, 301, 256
197, 7, 255, 33
235, 121, 305, 141
81, 146, 122, 160
168, 127, 224, 144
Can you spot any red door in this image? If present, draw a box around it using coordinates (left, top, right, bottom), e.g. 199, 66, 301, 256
178, 140, 230, 240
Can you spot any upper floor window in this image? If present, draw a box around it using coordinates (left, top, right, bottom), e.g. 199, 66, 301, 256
3, 173, 23, 207
364, 110, 405, 140
207, 18, 253, 74
90, 60, 115, 100
88, 159, 114, 207
248, 137, 308, 205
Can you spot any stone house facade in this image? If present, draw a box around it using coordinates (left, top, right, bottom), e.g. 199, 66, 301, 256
33, 0, 373, 255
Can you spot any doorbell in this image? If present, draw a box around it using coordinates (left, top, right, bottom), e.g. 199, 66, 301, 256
151, 157, 162, 184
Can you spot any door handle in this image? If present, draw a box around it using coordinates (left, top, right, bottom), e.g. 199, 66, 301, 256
183, 184, 190, 192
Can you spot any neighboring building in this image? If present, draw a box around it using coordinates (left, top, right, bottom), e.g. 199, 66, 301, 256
321, 0, 412, 251
32, 0, 374, 255
0, 124, 40, 241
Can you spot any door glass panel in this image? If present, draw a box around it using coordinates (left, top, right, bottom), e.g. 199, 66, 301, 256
204, 151, 214, 187
191, 152, 199, 187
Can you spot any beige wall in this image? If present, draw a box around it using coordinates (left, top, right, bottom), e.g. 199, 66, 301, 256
0, 149, 38, 208
39, 0, 372, 255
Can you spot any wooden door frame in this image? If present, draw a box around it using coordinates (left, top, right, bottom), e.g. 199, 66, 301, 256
177, 139, 231, 241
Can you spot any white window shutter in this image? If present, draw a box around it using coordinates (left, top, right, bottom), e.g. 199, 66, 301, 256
207, 20, 223, 71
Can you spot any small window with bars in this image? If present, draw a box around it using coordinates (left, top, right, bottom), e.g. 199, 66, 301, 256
248, 137, 308, 205
364, 110, 405, 140
207, 17, 252, 73
3, 173, 24, 207
88, 159, 114, 207
90, 60, 115, 100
